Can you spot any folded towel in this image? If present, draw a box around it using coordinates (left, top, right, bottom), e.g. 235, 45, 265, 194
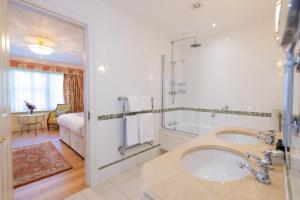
127, 96, 143, 112
138, 113, 154, 144
125, 115, 140, 146
127, 96, 152, 112
139, 96, 152, 111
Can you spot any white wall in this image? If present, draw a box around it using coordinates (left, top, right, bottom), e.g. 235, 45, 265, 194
198, 17, 284, 112
23, 0, 170, 186
164, 16, 284, 131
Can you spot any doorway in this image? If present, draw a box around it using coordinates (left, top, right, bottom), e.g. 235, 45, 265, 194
7, 1, 89, 199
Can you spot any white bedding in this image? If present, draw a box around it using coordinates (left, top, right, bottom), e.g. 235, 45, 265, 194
57, 112, 85, 137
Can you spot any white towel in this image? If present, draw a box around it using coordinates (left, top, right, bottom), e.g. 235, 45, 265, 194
127, 96, 143, 112
139, 96, 152, 111
138, 113, 154, 144
125, 115, 140, 146
127, 96, 152, 112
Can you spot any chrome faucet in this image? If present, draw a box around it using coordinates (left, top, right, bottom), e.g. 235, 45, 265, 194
245, 150, 276, 170
238, 159, 271, 184
256, 130, 277, 145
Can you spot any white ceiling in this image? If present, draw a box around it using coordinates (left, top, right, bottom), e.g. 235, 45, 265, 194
9, 3, 85, 66
99, 0, 275, 39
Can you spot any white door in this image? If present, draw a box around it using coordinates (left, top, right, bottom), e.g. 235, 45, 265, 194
0, 0, 13, 199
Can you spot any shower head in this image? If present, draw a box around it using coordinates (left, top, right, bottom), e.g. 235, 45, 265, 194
190, 42, 202, 48
190, 38, 202, 48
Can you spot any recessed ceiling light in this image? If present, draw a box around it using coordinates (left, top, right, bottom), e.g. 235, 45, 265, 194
212, 23, 217, 27
192, 2, 201, 9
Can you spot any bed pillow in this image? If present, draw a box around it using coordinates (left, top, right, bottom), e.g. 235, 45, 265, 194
56, 110, 67, 117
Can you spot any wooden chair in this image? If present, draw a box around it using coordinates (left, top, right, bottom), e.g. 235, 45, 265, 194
47, 104, 71, 130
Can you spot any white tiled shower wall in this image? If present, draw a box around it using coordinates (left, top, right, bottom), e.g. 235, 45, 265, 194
164, 16, 284, 131
24, 0, 170, 186
289, 56, 300, 199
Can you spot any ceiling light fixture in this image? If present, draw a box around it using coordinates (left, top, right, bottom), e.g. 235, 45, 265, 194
212, 23, 217, 27
28, 41, 54, 55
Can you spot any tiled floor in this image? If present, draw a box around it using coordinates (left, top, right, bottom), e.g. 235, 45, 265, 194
65, 165, 143, 200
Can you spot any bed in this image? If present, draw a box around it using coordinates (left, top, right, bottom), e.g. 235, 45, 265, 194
57, 112, 85, 157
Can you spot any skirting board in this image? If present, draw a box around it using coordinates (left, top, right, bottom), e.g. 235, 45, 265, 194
90, 145, 161, 186
59, 139, 85, 159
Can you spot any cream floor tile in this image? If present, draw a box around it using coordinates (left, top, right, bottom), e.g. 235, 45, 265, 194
135, 171, 142, 180
116, 176, 142, 199
127, 165, 142, 176
91, 181, 129, 200
108, 170, 135, 186
81, 188, 100, 200
132, 197, 143, 200
64, 166, 146, 200
64, 192, 86, 200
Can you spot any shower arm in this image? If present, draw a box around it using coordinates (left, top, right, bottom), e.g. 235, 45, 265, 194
171, 36, 198, 44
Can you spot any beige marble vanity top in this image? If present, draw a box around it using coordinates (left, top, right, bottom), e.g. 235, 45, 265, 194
142, 127, 285, 200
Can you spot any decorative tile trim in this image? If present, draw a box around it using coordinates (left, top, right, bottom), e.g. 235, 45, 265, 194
180, 107, 272, 118
97, 107, 271, 121
98, 144, 160, 170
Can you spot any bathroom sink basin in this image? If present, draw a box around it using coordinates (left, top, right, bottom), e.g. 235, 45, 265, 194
181, 148, 249, 182
216, 132, 260, 145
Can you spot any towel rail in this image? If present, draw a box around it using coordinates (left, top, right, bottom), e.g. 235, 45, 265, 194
117, 96, 154, 155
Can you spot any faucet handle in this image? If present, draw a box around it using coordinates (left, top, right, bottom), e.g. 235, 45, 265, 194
245, 152, 261, 162
257, 159, 270, 169
266, 130, 276, 136
261, 149, 277, 170
262, 149, 277, 157
237, 162, 246, 169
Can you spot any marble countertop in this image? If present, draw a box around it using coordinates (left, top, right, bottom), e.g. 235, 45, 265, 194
141, 127, 285, 200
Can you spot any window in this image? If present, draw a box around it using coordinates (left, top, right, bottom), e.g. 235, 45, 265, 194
9, 69, 64, 112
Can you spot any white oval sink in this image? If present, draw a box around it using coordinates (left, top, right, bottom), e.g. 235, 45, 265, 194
181, 148, 249, 182
217, 132, 260, 144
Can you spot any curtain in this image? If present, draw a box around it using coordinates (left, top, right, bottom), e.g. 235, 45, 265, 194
9, 69, 64, 112
63, 74, 84, 112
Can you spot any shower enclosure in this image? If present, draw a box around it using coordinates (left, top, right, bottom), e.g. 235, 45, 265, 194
162, 36, 210, 135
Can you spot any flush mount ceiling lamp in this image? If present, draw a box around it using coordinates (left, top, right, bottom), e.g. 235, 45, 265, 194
28, 41, 54, 55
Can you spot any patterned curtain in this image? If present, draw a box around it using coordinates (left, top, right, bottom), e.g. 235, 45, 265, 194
63, 74, 84, 112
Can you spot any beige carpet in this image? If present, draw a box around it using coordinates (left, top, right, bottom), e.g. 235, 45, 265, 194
13, 141, 72, 188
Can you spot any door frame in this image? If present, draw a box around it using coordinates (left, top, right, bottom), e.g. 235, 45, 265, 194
0, 0, 13, 199
8, 0, 92, 186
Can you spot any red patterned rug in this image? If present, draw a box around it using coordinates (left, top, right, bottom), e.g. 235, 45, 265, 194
13, 142, 72, 188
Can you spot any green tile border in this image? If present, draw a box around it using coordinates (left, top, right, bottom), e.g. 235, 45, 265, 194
180, 107, 272, 117
97, 107, 271, 121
